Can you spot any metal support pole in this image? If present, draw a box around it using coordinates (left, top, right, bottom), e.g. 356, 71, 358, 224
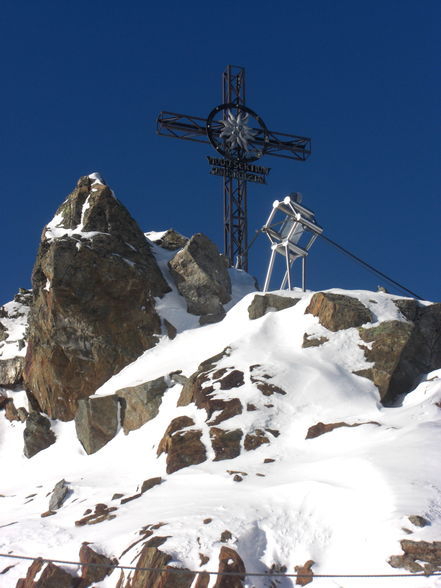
302, 257, 306, 291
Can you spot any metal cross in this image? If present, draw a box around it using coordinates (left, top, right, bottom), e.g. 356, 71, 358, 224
156, 65, 311, 271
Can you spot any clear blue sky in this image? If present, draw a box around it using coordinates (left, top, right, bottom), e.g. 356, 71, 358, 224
1, 0, 440, 304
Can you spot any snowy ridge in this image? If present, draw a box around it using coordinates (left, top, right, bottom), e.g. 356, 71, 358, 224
1, 281, 441, 587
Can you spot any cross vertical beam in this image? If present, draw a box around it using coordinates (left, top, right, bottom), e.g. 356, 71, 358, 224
222, 66, 248, 269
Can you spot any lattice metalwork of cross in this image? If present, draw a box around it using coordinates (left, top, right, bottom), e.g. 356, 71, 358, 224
157, 65, 311, 271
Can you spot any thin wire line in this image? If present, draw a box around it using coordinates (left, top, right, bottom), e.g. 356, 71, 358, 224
318, 233, 423, 300
1, 553, 440, 579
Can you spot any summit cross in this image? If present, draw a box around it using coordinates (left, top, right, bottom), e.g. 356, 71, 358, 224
156, 65, 311, 271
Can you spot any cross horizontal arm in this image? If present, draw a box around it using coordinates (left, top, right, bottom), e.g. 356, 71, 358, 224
263, 129, 311, 161
157, 111, 210, 144
157, 111, 311, 161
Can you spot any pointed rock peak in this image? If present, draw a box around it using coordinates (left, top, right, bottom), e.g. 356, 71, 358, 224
45, 174, 151, 246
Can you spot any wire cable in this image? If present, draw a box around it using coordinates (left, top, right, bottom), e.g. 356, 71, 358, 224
318, 233, 423, 300
1, 552, 440, 579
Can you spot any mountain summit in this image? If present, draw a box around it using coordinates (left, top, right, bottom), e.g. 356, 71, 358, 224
1, 176, 441, 587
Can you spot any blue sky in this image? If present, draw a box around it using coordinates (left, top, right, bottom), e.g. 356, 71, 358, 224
1, 0, 440, 304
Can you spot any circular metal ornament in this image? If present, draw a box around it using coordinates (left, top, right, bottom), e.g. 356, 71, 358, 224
206, 103, 269, 162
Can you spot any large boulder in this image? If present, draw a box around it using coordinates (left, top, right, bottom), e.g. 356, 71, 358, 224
116, 377, 168, 434
75, 394, 119, 454
23, 412, 56, 458
23, 175, 170, 421
355, 303, 441, 404
168, 233, 231, 320
305, 292, 373, 331
119, 536, 195, 588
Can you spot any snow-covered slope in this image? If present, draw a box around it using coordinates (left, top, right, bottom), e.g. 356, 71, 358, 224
1, 268, 441, 587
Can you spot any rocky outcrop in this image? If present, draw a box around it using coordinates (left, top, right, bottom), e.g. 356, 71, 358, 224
0, 357, 25, 388
305, 421, 380, 439
157, 416, 206, 474
16, 559, 78, 587
148, 228, 188, 250
23, 175, 170, 421
23, 412, 56, 458
355, 303, 441, 403
168, 233, 231, 321
75, 395, 119, 454
117, 377, 168, 434
213, 546, 246, 587
248, 293, 300, 320
79, 542, 116, 585
305, 292, 373, 331
389, 539, 441, 574
120, 536, 195, 588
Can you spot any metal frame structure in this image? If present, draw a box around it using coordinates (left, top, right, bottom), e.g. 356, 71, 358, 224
262, 195, 323, 292
157, 65, 312, 271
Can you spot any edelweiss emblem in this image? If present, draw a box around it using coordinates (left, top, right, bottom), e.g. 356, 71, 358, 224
220, 110, 257, 152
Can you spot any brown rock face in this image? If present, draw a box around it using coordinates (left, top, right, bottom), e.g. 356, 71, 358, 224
121, 536, 195, 588
23, 175, 170, 421
168, 233, 231, 318
305, 292, 373, 331
213, 546, 246, 588
117, 377, 168, 434
248, 293, 300, 320
79, 542, 116, 584
16, 559, 78, 587
157, 416, 207, 474
389, 539, 441, 573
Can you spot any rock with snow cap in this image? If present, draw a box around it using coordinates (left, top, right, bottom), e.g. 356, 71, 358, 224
23, 175, 170, 421
168, 233, 231, 321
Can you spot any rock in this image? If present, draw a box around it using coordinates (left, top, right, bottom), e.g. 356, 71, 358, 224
140, 477, 163, 494
248, 293, 300, 320
149, 228, 188, 251
302, 334, 329, 348
250, 365, 286, 396
244, 429, 270, 451
117, 377, 168, 434
213, 546, 246, 588
394, 298, 419, 321
79, 542, 116, 584
199, 309, 226, 326
305, 421, 380, 439
168, 233, 231, 316
48, 479, 69, 510
0, 357, 25, 388
177, 359, 243, 424
157, 416, 206, 474
295, 559, 315, 586
305, 292, 373, 331
75, 503, 117, 526
389, 540, 441, 573
75, 395, 119, 455
23, 412, 56, 458
24, 175, 170, 421
169, 371, 188, 386
355, 321, 419, 403
16, 559, 78, 587
210, 428, 243, 461
163, 318, 177, 339
121, 536, 195, 588
408, 515, 430, 528
4, 398, 20, 422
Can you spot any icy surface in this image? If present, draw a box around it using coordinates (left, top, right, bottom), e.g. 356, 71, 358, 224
1, 276, 441, 586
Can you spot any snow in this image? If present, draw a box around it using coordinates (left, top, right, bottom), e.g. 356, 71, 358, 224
1, 273, 441, 586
